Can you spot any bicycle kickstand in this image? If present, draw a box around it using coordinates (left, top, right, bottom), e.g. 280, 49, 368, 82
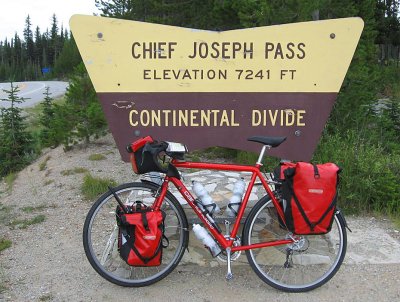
226, 247, 233, 281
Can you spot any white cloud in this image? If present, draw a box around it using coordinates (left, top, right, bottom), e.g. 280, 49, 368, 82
0, 0, 100, 40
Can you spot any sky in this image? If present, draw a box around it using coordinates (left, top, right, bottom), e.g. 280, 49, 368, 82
0, 0, 100, 41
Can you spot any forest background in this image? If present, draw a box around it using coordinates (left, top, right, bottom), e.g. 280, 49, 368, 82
0, 0, 399, 220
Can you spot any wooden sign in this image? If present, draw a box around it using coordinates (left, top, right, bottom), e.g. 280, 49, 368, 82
70, 15, 363, 161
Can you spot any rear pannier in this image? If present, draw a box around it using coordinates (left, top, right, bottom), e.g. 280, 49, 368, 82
281, 162, 340, 235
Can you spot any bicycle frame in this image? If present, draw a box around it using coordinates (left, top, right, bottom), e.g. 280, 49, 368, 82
152, 160, 294, 252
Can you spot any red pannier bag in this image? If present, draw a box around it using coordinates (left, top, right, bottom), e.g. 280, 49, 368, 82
273, 161, 296, 181
116, 205, 166, 266
281, 162, 340, 235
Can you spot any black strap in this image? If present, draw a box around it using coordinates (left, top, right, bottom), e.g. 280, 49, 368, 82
288, 181, 336, 232
131, 235, 162, 264
141, 212, 150, 231
313, 164, 320, 179
288, 182, 315, 230
123, 224, 162, 264
312, 192, 337, 227
162, 234, 169, 248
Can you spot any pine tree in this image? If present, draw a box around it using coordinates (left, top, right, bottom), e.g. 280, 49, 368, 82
49, 14, 59, 66
61, 63, 106, 147
95, 0, 136, 19
39, 86, 55, 147
53, 35, 82, 77
23, 15, 35, 63
33, 26, 42, 68
0, 83, 32, 176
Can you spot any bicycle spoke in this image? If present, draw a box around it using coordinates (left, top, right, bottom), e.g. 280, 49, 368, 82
100, 225, 118, 265
83, 182, 188, 286
244, 198, 346, 292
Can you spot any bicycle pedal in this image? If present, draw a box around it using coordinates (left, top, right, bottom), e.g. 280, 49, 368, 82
225, 272, 233, 281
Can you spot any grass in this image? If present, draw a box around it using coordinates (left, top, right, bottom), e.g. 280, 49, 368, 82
39, 293, 54, 301
81, 173, 116, 200
23, 96, 66, 134
0, 238, 12, 252
88, 153, 106, 161
0, 238, 11, 252
4, 172, 17, 192
8, 214, 46, 229
44, 179, 54, 186
39, 155, 51, 171
61, 167, 88, 176
21, 204, 53, 213
390, 214, 400, 229
0, 264, 7, 293
0, 204, 13, 225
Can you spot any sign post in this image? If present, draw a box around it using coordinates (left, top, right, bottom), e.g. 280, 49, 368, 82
70, 15, 363, 161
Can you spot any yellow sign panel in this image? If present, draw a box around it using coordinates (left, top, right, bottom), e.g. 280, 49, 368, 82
70, 15, 363, 93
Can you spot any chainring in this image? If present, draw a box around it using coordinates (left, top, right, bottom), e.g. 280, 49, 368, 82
217, 237, 241, 262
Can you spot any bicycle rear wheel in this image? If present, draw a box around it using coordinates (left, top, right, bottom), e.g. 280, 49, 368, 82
83, 182, 188, 287
243, 196, 347, 292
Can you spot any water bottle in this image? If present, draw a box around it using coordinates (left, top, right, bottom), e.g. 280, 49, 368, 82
192, 224, 222, 257
192, 181, 221, 215
225, 178, 246, 217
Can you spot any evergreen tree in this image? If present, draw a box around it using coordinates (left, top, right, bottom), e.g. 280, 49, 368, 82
33, 26, 42, 68
49, 14, 59, 66
60, 63, 106, 147
23, 15, 35, 63
39, 86, 55, 147
53, 35, 82, 77
95, 0, 137, 19
0, 83, 32, 176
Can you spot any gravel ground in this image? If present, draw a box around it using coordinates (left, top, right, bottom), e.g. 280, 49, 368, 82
0, 134, 399, 302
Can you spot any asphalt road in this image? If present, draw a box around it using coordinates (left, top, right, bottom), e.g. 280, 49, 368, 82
0, 81, 69, 108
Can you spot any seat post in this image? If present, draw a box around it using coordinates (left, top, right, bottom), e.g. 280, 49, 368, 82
257, 145, 271, 165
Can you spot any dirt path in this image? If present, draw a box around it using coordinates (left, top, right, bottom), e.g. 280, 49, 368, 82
0, 134, 399, 302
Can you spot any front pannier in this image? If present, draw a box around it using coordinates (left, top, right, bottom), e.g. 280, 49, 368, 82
281, 162, 340, 235
116, 204, 166, 266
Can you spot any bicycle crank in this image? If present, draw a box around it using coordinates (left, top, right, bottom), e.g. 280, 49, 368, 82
218, 220, 241, 263
225, 247, 233, 281
286, 235, 310, 252
217, 237, 241, 262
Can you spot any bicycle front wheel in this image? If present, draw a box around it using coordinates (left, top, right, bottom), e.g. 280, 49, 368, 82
83, 182, 189, 287
243, 196, 347, 292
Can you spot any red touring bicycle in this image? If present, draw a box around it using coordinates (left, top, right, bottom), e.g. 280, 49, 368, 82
83, 136, 347, 292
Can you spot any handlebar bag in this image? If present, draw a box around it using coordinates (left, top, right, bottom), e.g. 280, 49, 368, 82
128, 136, 167, 174
116, 205, 166, 266
281, 162, 340, 235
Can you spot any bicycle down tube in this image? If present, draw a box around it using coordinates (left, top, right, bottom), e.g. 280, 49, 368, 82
153, 160, 294, 251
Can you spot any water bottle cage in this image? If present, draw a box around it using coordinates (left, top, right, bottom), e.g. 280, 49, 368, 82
227, 202, 241, 216
194, 199, 216, 216
203, 203, 217, 216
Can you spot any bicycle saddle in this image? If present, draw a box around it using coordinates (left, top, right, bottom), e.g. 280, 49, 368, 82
247, 136, 287, 148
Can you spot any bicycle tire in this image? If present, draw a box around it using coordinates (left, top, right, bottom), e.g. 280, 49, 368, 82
242, 195, 347, 292
83, 182, 189, 287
